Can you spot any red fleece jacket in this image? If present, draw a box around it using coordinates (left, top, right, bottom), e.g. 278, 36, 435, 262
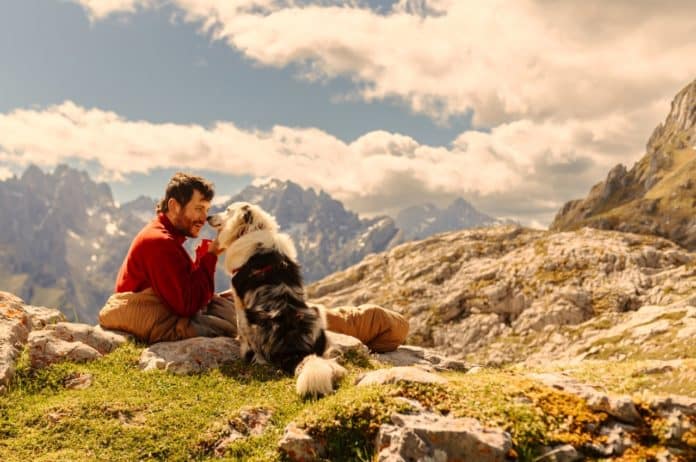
115, 213, 217, 317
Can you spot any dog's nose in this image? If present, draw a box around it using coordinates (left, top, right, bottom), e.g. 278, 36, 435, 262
206, 216, 214, 224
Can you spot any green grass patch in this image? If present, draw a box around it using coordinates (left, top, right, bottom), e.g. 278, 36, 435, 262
3, 342, 695, 461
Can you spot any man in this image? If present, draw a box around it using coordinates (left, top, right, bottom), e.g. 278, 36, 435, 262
99, 173, 237, 343
100, 172, 409, 351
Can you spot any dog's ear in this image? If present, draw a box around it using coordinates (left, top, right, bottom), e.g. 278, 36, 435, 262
242, 205, 253, 224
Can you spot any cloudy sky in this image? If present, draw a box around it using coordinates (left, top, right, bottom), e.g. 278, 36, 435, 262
1, 0, 695, 226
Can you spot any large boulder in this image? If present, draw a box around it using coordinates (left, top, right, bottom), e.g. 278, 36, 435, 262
139, 337, 240, 374
375, 411, 512, 462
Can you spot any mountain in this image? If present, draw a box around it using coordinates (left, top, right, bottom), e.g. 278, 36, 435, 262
0, 167, 501, 322
215, 179, 400, 283
215, 180, 499, 284
551, 78, 696, 250
392, 197, 501, 244
0, 165, 153, 323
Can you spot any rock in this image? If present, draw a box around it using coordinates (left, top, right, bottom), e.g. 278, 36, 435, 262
0, 321, 29, 390
28, 330, 102, 368
598, 423, 636, 456
375, 411, 512, 462
534, 444, 582, 462
529, 373, 641, 423
48, 322, 130, 354
23, 305, 66, 330
0, 291, 30, 388
356, 366, 448, 387
139, 337, 240, 374
278, 422, 325, 462
648, 394, 696, 416
63, 372, 93, 390
324, 331, 370, 359
374, 345, 468, 371
307, 222, 696, 364
213, 408, 273, 456
26, 322, 131, 369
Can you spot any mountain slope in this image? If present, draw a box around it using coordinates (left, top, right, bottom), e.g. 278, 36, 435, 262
217, 179, 500, 283
392, 197, 499, 244
0, 166, 153, 322
307, 225, 696, 366
551, 79, 696, 250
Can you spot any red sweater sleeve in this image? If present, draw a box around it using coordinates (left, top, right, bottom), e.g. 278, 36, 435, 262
142, 239, 217, 317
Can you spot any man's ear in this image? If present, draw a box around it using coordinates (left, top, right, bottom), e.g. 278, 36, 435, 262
168, 197, 181, 214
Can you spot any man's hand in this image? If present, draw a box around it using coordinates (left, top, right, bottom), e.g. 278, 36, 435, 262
195, 239, 225, 259
207, 238, 226, 256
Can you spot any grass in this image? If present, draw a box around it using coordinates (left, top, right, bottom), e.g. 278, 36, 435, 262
2, 343, 695, 461
537, 359, 696, 399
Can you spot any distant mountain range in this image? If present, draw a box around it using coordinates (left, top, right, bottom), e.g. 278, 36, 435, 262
0, 165, 155, 322
0, 169, 498, 322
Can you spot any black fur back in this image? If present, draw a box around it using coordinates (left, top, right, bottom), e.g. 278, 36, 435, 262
232, 250, 303, 300
232, 250, 326, 374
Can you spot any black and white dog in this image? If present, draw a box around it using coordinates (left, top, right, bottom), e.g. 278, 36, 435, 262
207, 202, 345, 397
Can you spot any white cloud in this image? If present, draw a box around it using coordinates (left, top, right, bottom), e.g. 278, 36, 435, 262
70, 0, 696, 126
0, 166, 14, 181
24, 1, 696, 225
0, 100, 667, 225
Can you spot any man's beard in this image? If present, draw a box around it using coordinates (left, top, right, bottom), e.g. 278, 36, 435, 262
173, 211, 204, 237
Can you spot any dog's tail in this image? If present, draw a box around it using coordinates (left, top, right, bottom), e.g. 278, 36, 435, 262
294, 355, 346, 398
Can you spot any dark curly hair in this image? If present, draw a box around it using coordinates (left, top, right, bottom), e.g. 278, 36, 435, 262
156, 172, 215, 213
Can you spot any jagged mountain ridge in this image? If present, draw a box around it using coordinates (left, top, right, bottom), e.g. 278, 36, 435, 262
0, 167, 497, 322
215, 179, 497, 283
551, 78, 696, 250
214, 179, 398, 283
392, 197, 512, 243
0, 166, 154, 323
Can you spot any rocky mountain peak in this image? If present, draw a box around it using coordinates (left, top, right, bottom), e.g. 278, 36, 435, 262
393, 197, 495, 243
647, 78, 696, 155
551, 79, 696, 250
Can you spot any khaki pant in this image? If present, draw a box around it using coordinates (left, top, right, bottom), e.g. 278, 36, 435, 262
98, 289, 237, 344
322, 303, 410, 353
99, 290, 409, 352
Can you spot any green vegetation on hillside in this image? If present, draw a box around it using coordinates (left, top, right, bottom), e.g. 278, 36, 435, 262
1, 343, 694, 461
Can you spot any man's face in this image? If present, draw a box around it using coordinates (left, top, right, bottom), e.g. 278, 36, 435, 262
169, 189, 211, 238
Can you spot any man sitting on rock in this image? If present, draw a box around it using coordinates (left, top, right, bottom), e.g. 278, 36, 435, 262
99, 173, 237, 343
99, 172, 409, 352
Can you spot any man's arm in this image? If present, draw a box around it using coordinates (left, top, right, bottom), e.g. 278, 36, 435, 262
143, 239, 218, 317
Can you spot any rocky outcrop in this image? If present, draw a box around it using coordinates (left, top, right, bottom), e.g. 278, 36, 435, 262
375, 412, 512, 462
28, 322, 130, 368
139, 337, 241, 374
308, 225, 696, 365
356, 366, 448, 386
374, 345, 468, 371
0, 291, 30, 391
0, 290, 130, 390
551, 79, 696, 250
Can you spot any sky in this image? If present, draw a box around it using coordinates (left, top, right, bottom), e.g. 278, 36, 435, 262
1, 0, 695, 227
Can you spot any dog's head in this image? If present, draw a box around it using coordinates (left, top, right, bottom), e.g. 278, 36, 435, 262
207, 202, 279, 248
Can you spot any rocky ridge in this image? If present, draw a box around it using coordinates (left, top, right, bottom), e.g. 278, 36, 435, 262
307, 225, 696, 367
551, 78, 696, 250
